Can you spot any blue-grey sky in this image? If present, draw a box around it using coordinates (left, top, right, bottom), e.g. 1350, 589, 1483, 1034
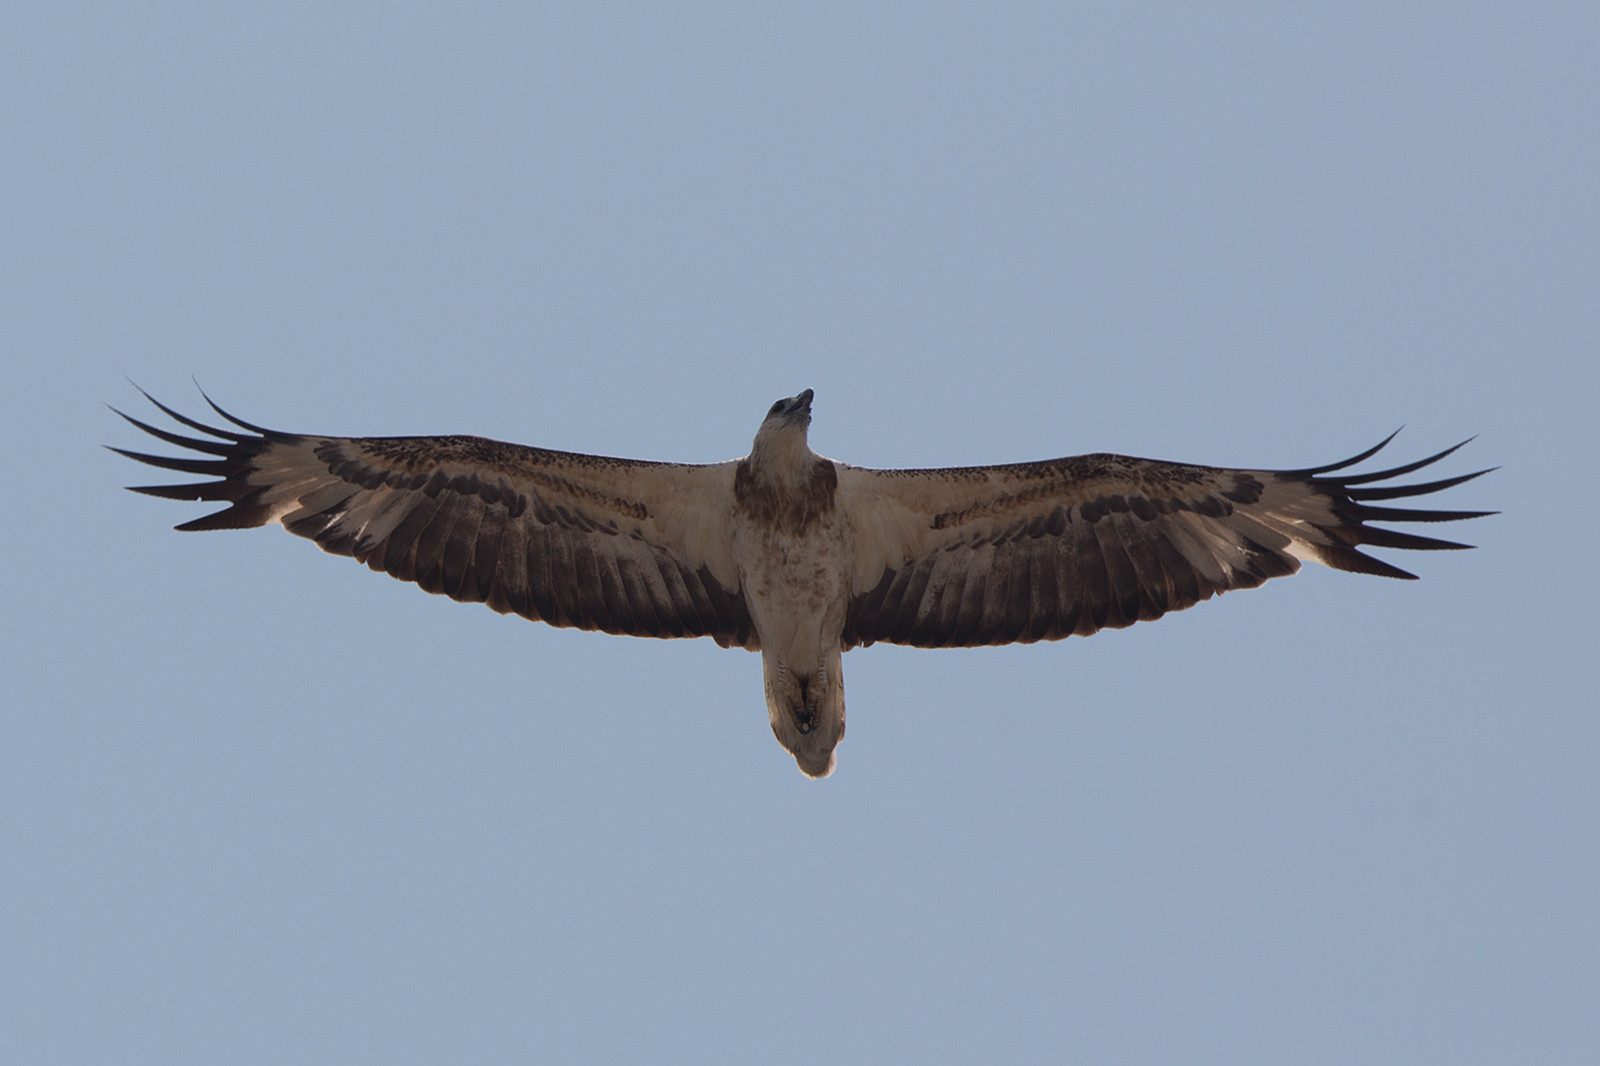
4, 3, 1597, 1063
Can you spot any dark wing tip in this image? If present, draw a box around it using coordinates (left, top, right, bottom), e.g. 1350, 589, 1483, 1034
193, 379, 278, 435
1299, 434, 1492, 578
118, 380, 266, 442
1344, 467, 1495, 501
106, 445, 230, 476
1334, 437, 1479, 486
112, 384, 282, 530
1288, 427, 1403, 475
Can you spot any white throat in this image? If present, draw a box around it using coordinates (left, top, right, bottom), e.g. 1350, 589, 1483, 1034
747, 422, 817, 487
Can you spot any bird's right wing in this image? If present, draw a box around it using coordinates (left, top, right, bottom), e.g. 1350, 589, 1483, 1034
113, 390, 756, 647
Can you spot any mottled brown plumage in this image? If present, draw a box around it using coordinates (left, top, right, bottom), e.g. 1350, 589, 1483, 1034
114, 386, 1492, 777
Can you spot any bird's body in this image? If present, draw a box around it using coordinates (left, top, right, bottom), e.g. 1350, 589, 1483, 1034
115, 387, 1490, 777
730, 391, 850, 774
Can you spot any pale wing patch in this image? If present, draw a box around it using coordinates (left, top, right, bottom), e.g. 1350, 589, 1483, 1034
833, 466, 944, 591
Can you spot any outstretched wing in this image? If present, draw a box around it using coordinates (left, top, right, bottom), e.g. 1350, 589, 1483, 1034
113, 389, 755, 647
837, 434, 1492, 649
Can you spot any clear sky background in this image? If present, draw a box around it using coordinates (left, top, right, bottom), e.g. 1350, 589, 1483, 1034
4, 3, 1597, 1063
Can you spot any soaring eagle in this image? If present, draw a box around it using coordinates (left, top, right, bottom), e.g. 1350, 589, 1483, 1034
115, 387, 1490, 777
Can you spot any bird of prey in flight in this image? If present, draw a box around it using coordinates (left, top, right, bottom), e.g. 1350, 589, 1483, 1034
115, 387, 1490, 777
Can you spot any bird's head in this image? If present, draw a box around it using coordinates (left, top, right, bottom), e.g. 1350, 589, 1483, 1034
750, 388, 815, 464
761, 388, 813, 431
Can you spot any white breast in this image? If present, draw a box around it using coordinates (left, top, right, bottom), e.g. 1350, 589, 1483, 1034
729, 508, 851, 667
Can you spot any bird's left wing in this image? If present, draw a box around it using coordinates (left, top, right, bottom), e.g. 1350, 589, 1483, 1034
835, 435, 1492, 649
114, 390, 755, 647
